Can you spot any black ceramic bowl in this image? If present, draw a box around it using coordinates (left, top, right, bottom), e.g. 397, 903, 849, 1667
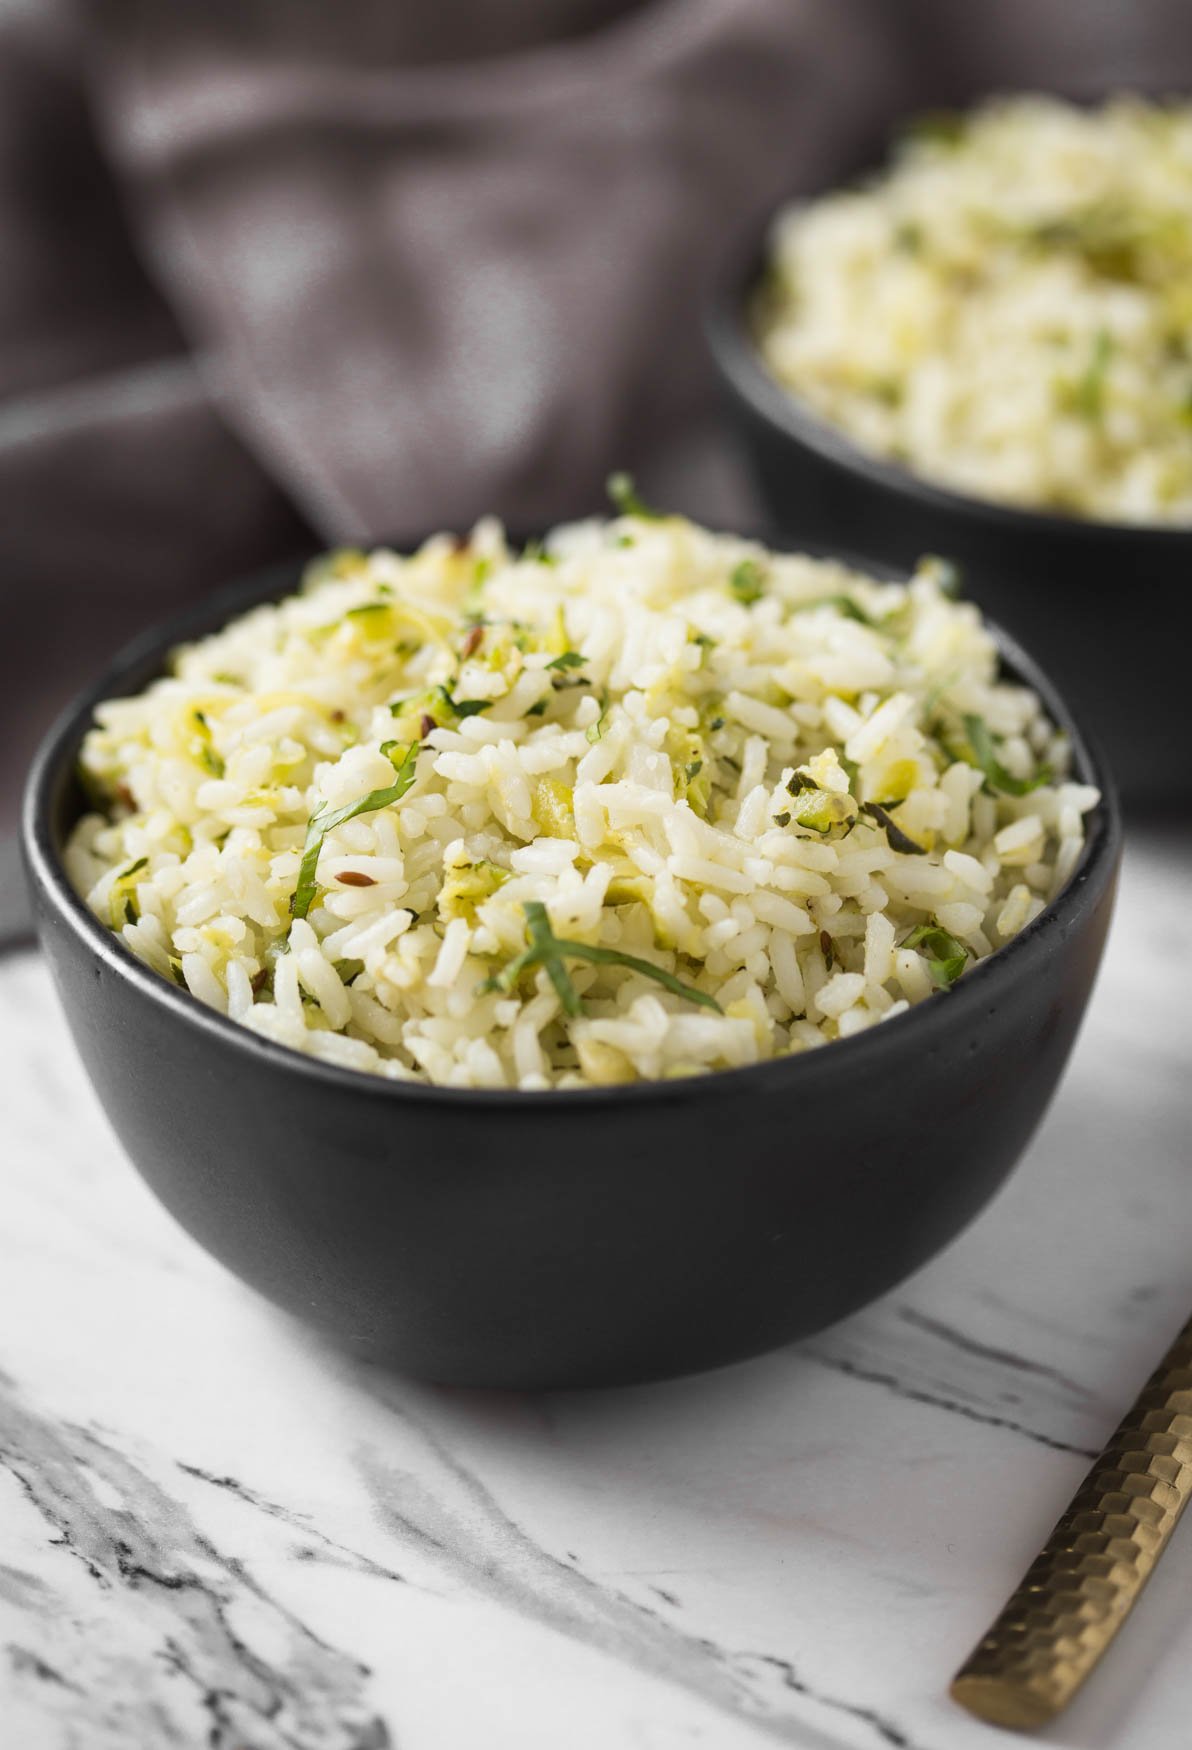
708, 239, 1190, 810
22, 557, 1121, 1389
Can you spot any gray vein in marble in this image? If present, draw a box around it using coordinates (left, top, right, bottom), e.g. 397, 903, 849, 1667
895, 1308, 1097, 1404
746, 1657, 912, 1749
798, 1346, 1099, 1459
6, 1645, 80, 1692
0, 1375, 391, 1750
355, 1399, 934, 1750
177, 1462, 410, 1588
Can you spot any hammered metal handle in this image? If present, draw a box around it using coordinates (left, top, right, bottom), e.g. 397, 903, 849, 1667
951, 1314, 1192, 1731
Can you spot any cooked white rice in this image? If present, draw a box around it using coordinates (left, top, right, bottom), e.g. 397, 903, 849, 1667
66, 510, 1097, 1089
756, 94, 1192, 522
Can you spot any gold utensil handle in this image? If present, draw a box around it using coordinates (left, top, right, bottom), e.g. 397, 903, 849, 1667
951, 1314, 1192, 1731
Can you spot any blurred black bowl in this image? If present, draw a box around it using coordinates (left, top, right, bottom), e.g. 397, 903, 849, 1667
23, 554, 1120, 1389
708, 238, 1190, 810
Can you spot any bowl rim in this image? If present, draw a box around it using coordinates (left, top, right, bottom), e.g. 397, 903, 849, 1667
707, 228, 1192, 547
22, 545, 1122, 1110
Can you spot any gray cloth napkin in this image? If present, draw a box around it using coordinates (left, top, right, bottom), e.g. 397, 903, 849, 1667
87, 0, 915, 539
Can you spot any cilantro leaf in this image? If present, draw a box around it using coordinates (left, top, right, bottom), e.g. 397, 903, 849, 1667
290, 742, 419, 921
730, 560, 766, 605
920, 555, 963, 599
1073, 328, 1114, 419
901, 921, 970, 989
607, 472, 663, 519
445, 694, 490, 720
962, 714, 1052, 797
789, 593, 874, 624
861, 801, 926, 855
586, 689, 610, 744
110, 857, 149, 929
479, 901, 721, 1015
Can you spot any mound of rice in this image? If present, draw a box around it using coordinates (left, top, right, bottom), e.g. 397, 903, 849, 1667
756, 94, 1192, 522
66, 506, 1097, 1089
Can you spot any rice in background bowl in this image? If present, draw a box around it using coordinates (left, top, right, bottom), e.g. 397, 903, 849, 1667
66, 503, 1098, 1090
756, 94, 1192, 523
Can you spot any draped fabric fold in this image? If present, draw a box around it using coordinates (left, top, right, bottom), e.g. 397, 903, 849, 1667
84, 0, 909, 538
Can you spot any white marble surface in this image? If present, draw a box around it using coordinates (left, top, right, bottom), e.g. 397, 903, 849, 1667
1, 827, 1189, 1750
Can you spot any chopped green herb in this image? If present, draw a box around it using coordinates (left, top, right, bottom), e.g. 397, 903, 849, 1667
1072, 327, 1114, 419
903, 109, 966, 150
188, 709, 225, 778
479, 901, 721, 1016
526, 698, 549, 718
665, 726, 712, 815
1027, 203, 1146, 280
390, 683, 488, 731
730, 559, 766, 605
545, 650, 589, 693
586, 689, 610, 744
962, 714, 1052, 796
290, 742, 419, 921
110, 856, 149, 929
867, 377, 903, 408
789, 593, 875, 625
901, 921, 970, 989
439, 686, 490, 719
861, 801, 926, 855
334, 959, 365, 985
919, 555, 963, 599
773, 811, 792, 827
607, 472, 663, 520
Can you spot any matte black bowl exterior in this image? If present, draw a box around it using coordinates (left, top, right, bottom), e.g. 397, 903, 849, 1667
708, 256, 1190, 807
23, 562, 1121, 1389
